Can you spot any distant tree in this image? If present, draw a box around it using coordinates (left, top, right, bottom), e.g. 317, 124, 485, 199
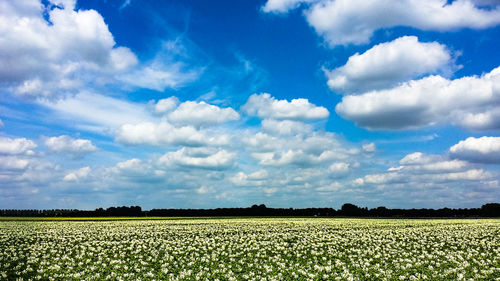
251, 204, 267, 209
341, 203, 361, 216
481, 203, 500, 217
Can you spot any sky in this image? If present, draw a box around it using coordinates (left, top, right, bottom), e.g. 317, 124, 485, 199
1, 0, 500, 210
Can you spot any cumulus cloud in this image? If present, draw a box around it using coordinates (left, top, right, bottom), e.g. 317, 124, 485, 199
158, 147, 236, 170
115, 158, 144, 173
168, 101, 240, 127
0, 137, 37, 155
325, 36, 455, 93
245, 131, 359, 167
0, 156, 31, 170
195, 186, 215, 194
0, 0, 138, 98
242, 93, 329, 120
63, 166, 91, 181
45, 135, 98, 157
0, 154, 59, 188
268, 0, 500, 46
154, 97, 179, 115
115, 121, 229, 147
329, 162, 350, 175
450, 136, 500, 163
252, 149, 337, 166
355, 151, 492, 187
0, 0, 199, 100
261, 119, 313, 135
397, 152, 469, 172
336, 66, 500, 130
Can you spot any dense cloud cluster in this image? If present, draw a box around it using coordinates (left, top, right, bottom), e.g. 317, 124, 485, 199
325, 36, 455, 94
449, 136, 500, 163
264, 0, 500, 132
263, 0, 500, 46
0, 0, 499, 209
336, 67, 500, 130
0, 0, 197, 99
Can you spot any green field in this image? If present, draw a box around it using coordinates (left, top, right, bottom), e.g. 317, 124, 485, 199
1, 218, 499, 280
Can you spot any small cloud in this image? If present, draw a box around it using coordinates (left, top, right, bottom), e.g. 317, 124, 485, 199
261, 0, 312, 13
362, 142, 376, 153
242, 93, 329, 120
262, 187, 278, 195
325, 36, 456, 94
195, 186, 214, 194
63, 166, 91, 182
449, 136, 500, 164
45, 135, 98, 158
119, 0, 132, 10
336, 66, 500, 131
115, 121, 230, 147
168, 101, 240, 128
0, 137, 37, 155
158, 147, 236, 170
154, 97, 179, 115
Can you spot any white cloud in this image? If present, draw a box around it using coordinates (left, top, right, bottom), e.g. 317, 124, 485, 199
1, 0, 199, 101
450, 136, 500, 163
0, 154, 59, 187
119, 62, 199, 92
158, 147, 236, 170
110, 158, 165, 179
399, 152, 432, 165
325, 36, 454, 93
40, 92, 153, 133
248, 169, 268, 180
0, 156, 30, 170
242, 93, 329, 120
117, 40, 202, 92
154, 97, 179, 115
261, 0, 313, 13
0, 0, 138, 98
329, 162, 349, 176
435, 169, 491, 181
303, 0, 500, 46
335, 66, 500, 130
63, 166, 90, 182
355, 151, 493, 188
261, 119, 313, 135
115, 121, 229, 147
0, 137, 37, 155
316, 181, 341, 192
252, 148, 344, 166
168, 101, 240, 127
45, 135, 97, 157
398, 152, 468, 172
195, 186, 215, 194
262, 187, 278, 195
362, 142, 376, 153
230, 170, 268, 186
115, 158, 143, 172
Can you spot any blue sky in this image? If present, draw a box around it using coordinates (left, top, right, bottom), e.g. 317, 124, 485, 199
1, 0, 500, 210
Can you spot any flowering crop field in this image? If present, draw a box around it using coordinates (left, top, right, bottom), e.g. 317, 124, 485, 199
1, 218, 499, 280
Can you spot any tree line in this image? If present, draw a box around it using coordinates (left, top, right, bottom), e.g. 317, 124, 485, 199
1, 203, 499, 217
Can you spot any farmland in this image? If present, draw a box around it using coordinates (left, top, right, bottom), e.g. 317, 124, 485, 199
1, 218, 499, 280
